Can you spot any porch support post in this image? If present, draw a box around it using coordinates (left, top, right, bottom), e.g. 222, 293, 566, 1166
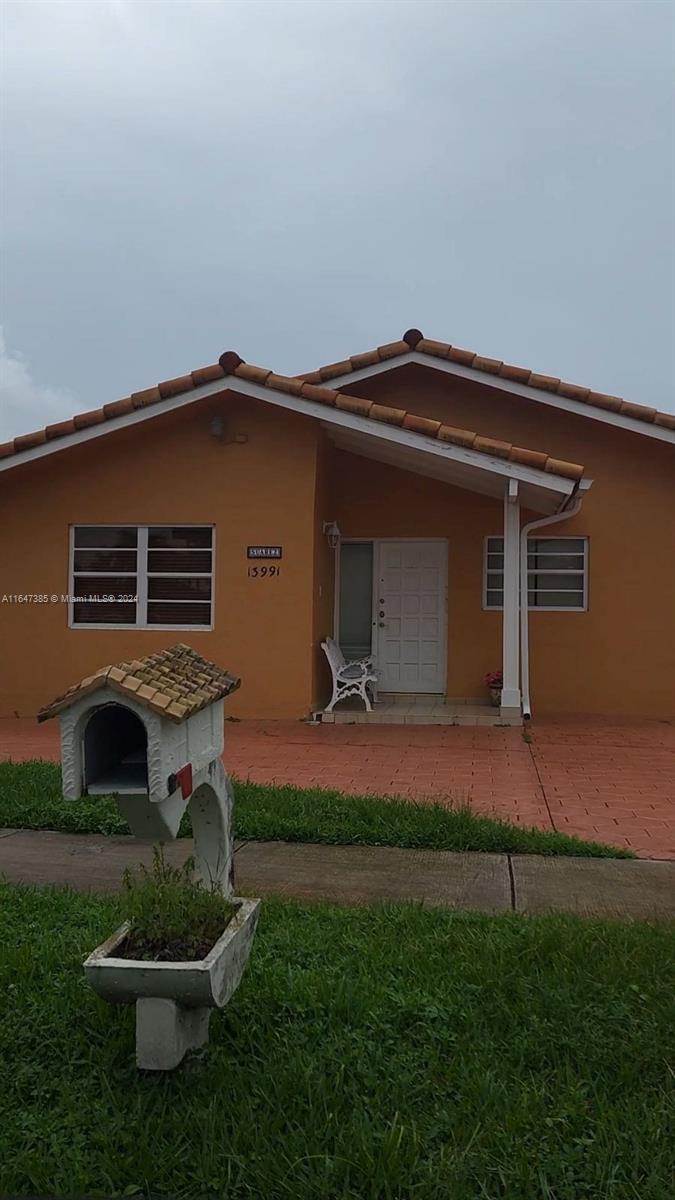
501, 479, 521, 715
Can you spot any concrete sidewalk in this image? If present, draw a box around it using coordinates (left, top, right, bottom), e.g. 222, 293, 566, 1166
1, 828, 673, 919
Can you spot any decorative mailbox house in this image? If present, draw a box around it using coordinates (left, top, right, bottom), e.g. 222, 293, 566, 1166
37, 643, 260, 1070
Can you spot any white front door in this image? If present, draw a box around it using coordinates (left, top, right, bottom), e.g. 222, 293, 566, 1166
374, 540, 447, 693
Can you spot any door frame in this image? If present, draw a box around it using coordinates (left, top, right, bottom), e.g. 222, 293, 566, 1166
335, 537, 449, 694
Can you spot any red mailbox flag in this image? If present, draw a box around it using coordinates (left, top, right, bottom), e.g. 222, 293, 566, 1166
175, 763, 193, 800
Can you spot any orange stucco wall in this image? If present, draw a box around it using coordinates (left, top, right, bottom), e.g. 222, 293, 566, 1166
0, 392, 322, 719
2, 364, 674, 720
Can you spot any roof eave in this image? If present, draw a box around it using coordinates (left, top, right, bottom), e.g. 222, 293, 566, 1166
231, 377, 579, 496
0, 372, 581, 511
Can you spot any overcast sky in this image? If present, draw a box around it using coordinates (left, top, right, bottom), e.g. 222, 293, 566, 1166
1, 0, 674, 441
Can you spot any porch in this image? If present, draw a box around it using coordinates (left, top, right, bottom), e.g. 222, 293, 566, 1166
316, 477, 590, 726
318, 693, 521, 726
313, 404, 591, 726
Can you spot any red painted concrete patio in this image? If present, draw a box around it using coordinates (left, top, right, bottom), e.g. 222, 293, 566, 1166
0, 716, 672, 860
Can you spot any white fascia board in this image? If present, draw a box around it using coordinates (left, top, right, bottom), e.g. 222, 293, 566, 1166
0, 372, 574, 496
322, 351, 675, 446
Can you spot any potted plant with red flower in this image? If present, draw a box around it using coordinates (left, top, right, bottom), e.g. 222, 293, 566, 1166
484, 670, 503, 706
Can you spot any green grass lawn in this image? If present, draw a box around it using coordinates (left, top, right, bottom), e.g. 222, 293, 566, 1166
1, 882, 672, 1199
0, 759, 632, 857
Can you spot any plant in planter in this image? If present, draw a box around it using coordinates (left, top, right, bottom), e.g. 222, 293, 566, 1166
123, 847, 238, 964
484, 670, 503, 707
37, 644, 260, 1071
84, 848, 259, 1070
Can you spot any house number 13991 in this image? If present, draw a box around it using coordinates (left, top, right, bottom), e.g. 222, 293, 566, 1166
247, 565, 281, 578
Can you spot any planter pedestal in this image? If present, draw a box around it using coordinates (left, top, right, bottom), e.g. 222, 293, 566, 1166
136, 998, 211, 1070
85, 897, 260, 1071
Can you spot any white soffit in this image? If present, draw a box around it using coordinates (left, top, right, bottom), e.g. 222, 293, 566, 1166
326, 426, 570, 514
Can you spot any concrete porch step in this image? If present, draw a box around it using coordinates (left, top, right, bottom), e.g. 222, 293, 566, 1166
377, 693, 487, 706
319, 698, 520, 726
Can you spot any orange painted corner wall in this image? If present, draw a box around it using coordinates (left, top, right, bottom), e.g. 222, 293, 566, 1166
0, 393, 321, 719
340, 365, 675, 719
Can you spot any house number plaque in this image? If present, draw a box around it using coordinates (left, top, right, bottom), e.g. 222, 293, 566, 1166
247, 546, 282, 578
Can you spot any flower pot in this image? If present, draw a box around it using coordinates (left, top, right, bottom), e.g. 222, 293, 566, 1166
84, 896, 260, 1070
489, 687, 502, 707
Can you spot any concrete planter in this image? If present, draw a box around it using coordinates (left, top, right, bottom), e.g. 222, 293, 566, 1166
84, 896, 260, 1070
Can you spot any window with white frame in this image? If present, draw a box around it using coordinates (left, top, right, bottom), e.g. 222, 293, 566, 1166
70, 526, 214, 628
484, 536, 588, 610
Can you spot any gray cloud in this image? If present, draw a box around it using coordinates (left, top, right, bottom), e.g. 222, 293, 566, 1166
0, 327, 76, 436
1, 0, 674, 441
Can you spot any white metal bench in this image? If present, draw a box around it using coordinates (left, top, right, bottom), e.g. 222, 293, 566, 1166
321, 637, 378, 713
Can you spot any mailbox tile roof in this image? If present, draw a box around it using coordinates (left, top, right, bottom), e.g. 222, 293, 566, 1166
37, 644, 240, 724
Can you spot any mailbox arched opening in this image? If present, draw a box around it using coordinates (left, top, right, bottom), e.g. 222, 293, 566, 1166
84, 703, 148, 795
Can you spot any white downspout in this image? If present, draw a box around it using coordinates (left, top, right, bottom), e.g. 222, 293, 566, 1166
520, 482, 590, 720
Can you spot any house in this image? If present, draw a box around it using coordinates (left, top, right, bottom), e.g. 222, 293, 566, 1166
1, 329, 673, 723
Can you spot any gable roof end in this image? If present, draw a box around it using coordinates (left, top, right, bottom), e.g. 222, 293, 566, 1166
300, 328, 675, 434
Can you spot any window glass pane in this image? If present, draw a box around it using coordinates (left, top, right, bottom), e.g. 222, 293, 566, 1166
487, 538, 504, 553
486, 590, 503, 608
339, 543, 373, 659
487, 553, 504, 570
74, 527, 137, 548
148, 527, 212, 549
530, 590, 583, 608
147, 550, 212, 574
550, 591, 583, 607
73, 549, 137, 573
533, 537, 584, 555
73, 575, 138, 599
486, 573, 504, 590
73, 602, 137, 624
528, 553, 584, 571
147, 602, 211, 626
529, 572, 584, 591
148, 577, 211, 601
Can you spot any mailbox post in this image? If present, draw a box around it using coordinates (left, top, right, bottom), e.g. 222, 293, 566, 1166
38, 644, 260, 1069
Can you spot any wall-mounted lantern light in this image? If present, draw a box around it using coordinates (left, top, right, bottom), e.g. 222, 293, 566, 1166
323, 520, 341, 550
